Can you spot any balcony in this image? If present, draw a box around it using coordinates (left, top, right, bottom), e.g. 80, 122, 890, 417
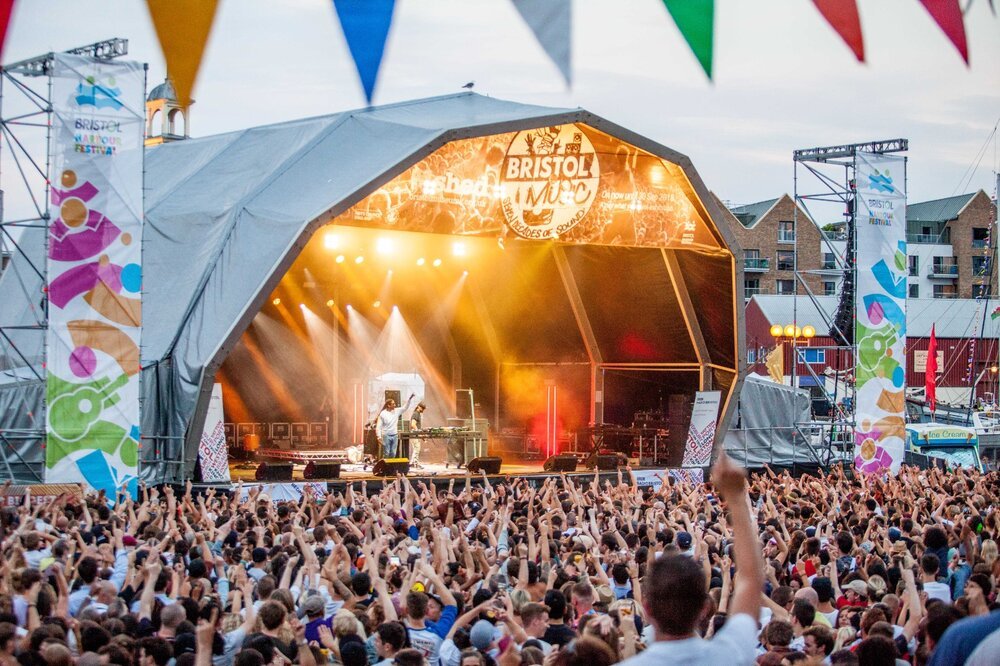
744, 257, 770, 272
973, 239, 989, 249
928, 262, 959, 279
908, 234, 942, 244
933, 291, 959, 299
744, 286, 771, 299
777, 231, 796, 243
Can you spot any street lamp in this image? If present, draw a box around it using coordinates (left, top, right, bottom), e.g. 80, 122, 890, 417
770, 323, 816, 388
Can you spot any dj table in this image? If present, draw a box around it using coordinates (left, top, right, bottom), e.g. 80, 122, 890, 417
401, 427, 485, 466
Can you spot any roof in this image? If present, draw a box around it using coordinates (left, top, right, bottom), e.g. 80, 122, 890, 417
730, 198, 779, 228
906, 193, 977, 224
147, 78, 176, 102
749, 294, 1000, 339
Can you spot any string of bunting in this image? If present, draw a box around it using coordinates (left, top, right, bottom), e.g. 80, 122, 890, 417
0, 1, 987, 113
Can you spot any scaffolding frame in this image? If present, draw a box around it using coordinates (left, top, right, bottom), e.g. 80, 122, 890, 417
791, 139, 908, 467
0, 38, 130, 482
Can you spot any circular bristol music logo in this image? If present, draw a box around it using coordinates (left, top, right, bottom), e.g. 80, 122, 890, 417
499, 124, 600, 239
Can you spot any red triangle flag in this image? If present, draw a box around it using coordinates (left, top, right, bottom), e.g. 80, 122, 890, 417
812, 0, 865, 62
918, 0, 969, 64
0, 1, 15, 61
926, 324, 938, 415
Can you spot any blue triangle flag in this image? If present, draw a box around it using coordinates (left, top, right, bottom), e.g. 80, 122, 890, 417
333, 0, 396, 104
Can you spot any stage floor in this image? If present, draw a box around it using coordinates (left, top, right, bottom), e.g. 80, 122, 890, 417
229, 459, 549, 482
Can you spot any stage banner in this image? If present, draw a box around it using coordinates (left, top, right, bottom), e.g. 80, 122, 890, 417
854, 151, 906, 475
633, 468, 705, 492
45, 53, 145, 499
239, 482, 328, 503
198, 383, 230, 483
682, 390, 721, 467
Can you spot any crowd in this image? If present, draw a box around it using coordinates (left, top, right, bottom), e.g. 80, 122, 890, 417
0, 453, 996, 666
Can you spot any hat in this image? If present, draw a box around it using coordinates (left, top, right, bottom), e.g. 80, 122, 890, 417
805, 526, 816, 538
257, 493, 271, 503
122, 535, 138, 547
846, 580, 868, 597
676, 531, 693, 550
594, 584, 614, 606
887, 527, 901, 543
470, 619, 498, 650
302, 595, 325, 617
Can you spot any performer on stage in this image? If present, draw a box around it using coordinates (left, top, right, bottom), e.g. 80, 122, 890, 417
408, 402, 427, 468
375, 393, 415, 459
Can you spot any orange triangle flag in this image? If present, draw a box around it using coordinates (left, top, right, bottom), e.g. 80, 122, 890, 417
812, 0, 864, 62
145, 0, 220, 107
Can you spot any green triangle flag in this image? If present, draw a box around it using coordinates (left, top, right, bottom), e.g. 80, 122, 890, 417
661, 0, 714, 79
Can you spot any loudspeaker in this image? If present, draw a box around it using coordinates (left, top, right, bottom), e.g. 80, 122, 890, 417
456, 389, 473, 420
373, 458, 410, 476
585, 452, 626, 471
543, 454, 578, 472
467, 456, 502, 475
255, 462, 293, 481
384, 390, 401, 405
303, 461, 341, 479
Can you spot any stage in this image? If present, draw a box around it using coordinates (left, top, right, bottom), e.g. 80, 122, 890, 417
230, 458, 552, 482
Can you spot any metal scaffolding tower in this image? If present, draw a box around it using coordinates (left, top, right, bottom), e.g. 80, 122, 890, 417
791, 138, 908, 467
0, 38, 130, 481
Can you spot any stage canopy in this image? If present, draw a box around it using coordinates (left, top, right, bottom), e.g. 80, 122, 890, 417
0, 92, 744, 483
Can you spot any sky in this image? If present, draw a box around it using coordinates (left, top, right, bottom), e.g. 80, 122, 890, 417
3, 0, 999, 219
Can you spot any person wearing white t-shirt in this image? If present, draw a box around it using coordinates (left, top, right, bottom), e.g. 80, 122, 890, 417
920, 553, 952, 603
619, 454, 763, 666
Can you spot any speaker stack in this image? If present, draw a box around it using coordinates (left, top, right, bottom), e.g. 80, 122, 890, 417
255, 462, 293, 481
543, 453, 579, 473
585, 452, 627, 471
467, 456, 503, 475
372, 458, 410, 476
303, 461, 341, 480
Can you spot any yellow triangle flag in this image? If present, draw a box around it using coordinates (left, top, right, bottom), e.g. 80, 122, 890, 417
766, 344, 784, 384
146, 0, 220, 108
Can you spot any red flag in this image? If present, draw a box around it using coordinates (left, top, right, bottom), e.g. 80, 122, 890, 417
812, 0, 865, 62
918, 0, 969, 64
926, 324, 938, 415
0, 1, 15, 61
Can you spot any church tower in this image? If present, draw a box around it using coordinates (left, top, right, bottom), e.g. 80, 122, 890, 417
145, 78, 190, 147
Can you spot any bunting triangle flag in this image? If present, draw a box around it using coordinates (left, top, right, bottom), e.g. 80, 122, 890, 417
332, 0, 397, 105
0, 1, 13, 61
812, 0, 865, 61
145, 0, 220, 107
511, 0, 572, 86
661, 0, 714, 79
918, 0, 969, 64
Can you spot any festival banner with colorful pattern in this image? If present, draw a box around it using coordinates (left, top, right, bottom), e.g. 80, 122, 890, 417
854, 151, 906, 475
45, 53, 144, 498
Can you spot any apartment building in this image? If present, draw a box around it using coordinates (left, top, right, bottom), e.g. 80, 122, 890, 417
719, 190, 997, 301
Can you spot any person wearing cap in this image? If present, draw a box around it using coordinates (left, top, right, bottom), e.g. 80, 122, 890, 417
469, 618, 501, 658
302, 593, 332, 643
675, 531, 694, 556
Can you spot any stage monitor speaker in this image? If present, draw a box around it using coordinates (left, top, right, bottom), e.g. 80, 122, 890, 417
543, 454, 578, 473
384, 390, 401, 405
303, 461, 341, 480
373, 458, 410, 476
585, 452, 626, 471
255, 462, 293, 481
467, 456, 502, 475
456, 389, 473, 420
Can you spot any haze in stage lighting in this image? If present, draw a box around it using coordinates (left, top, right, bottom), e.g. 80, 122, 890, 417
335, 255, 345, 263
355, 256, 364, 264
416, 257, 426, 266
433, 258, 442, 267
272, 298, 281, 306
376, 237, 394, 255
452, 241, 467, 257
324, 232, 340, 249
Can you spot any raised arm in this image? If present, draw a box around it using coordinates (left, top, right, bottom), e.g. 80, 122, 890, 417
712, 454, 763, 621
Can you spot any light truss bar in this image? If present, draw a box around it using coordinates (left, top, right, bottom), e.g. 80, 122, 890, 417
794, 138, 908, 163
2, 38, 128, 77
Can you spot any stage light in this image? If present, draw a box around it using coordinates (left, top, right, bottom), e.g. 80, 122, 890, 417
416, 257, 426, 266
376, 237, 394, 255
392, 305, 399, 312
433, 258, 442, 267
324, 232, 340, 249
452, 241, 467, 257
462, 270, 469, 276
326, 299, 334, 307
298, 303, 306, 310
272, 298, 281, 306
335, 254, 345, 264
346, 304, 353, 310
373, 300, 381, 308
355, 255, 364, 264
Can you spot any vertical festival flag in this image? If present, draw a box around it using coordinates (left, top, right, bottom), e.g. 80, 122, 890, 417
145, 0, 220, 107
511, 0, 572, 86
661, 0, 714, 79
926, 324, 938, 416
682, 390, 721, 468
46, 53, 144, 499
811, 0, 865, 61
333, 0, 397, 104
853, 151, 907, 475
918, 0, 969, 64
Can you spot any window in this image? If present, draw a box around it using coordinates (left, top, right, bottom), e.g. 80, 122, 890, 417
778, 221, 795, 243
777, 279, 795, 295
823, 281, 837, 296
744, 249, 768, 270
972, 256, 989, 275
799, 348, 826, 364
822, 252, 837, 270
744, 279, 761, 299
747, 349, 757, 364
973, 227, 989, 248
933, 284, 957, 299
909, 255, 919, 277
776, 250, 795, 271
909, 284, 919, 298
932, 257, 958, 275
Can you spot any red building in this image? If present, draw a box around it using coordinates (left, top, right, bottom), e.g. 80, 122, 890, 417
746, 295, 1000, 407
